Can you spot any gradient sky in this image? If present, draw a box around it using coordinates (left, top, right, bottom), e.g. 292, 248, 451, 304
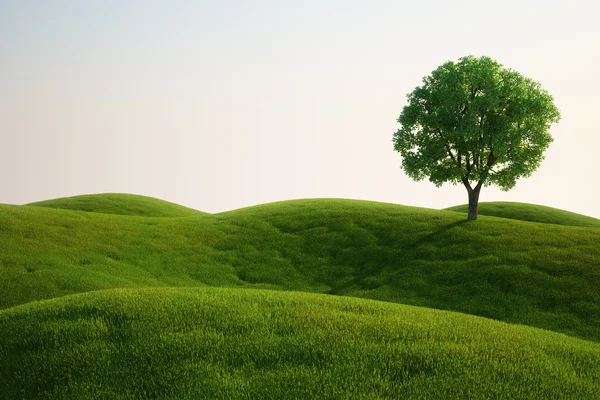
2, 1, 599, 217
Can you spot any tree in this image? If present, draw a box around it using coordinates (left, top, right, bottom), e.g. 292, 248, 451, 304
393, 56, 561, 220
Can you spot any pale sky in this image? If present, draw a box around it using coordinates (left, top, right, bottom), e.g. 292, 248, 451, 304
2, 1, 599, 218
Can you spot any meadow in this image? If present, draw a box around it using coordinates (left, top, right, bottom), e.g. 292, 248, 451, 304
1, 193, 599, 398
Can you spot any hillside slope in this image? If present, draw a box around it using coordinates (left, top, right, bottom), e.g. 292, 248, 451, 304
446, 202, 600, 228
27, 193, 204, 217
1, 197, 599, 341
1, 287, 599, 399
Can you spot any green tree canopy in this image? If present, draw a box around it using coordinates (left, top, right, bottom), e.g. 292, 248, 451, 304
393, 56, 561, 220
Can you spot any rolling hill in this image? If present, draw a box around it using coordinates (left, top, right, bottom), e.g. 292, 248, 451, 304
1, 193, 600, 398
27, 193, 204, 217
1, 287, 599, 399
1, 195, 599, 341
446, 202, 600, 228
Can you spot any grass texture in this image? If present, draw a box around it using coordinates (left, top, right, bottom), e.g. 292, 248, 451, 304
446, 202, 600, 228
2, 193, 600, 398
28, 193, 204, 217
1, 287, 599, 400
1, 197, 599, 342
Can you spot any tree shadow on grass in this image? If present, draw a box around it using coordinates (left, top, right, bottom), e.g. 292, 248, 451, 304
326, 219, 470, 295
410, 219, 470, 247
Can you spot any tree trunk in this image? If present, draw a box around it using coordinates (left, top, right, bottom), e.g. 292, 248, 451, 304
467, 186, 481, 221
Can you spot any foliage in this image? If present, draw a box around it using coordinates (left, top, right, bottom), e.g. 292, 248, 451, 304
393, 56, 560, 198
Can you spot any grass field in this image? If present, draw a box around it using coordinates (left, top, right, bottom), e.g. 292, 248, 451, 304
1, 193, 600, 398
446, 201, 600, 228
2, 287, 599, 400
28, 193, 204, 218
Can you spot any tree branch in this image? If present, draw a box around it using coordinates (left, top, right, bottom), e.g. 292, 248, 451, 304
487, 136, 496, 167
460, 104, 468, 115
478, 113, 485, 144
465, 153, 472, 174
475, 179, 485, 191
436, 128, 458, 165
461, 175, 472, 192
487, 151, 496, 167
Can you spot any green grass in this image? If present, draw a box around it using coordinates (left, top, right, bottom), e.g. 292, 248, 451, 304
2, 194, 600, 398
446, 202, 600, 228
1, 287, 599, 400
1, 196, 599, 342
28, 193, 204, 217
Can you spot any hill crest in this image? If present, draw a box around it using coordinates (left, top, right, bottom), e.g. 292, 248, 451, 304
27, 193, 205, 217
445, 202, 600, 228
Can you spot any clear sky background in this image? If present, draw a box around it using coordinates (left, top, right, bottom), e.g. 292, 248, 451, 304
2, 1, 599, 217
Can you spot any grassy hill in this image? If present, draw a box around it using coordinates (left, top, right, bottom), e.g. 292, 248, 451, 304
27, 193, 204, 217
446, 202, 600, 228
1, 287, 599, 399
1, 196, 599, 342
